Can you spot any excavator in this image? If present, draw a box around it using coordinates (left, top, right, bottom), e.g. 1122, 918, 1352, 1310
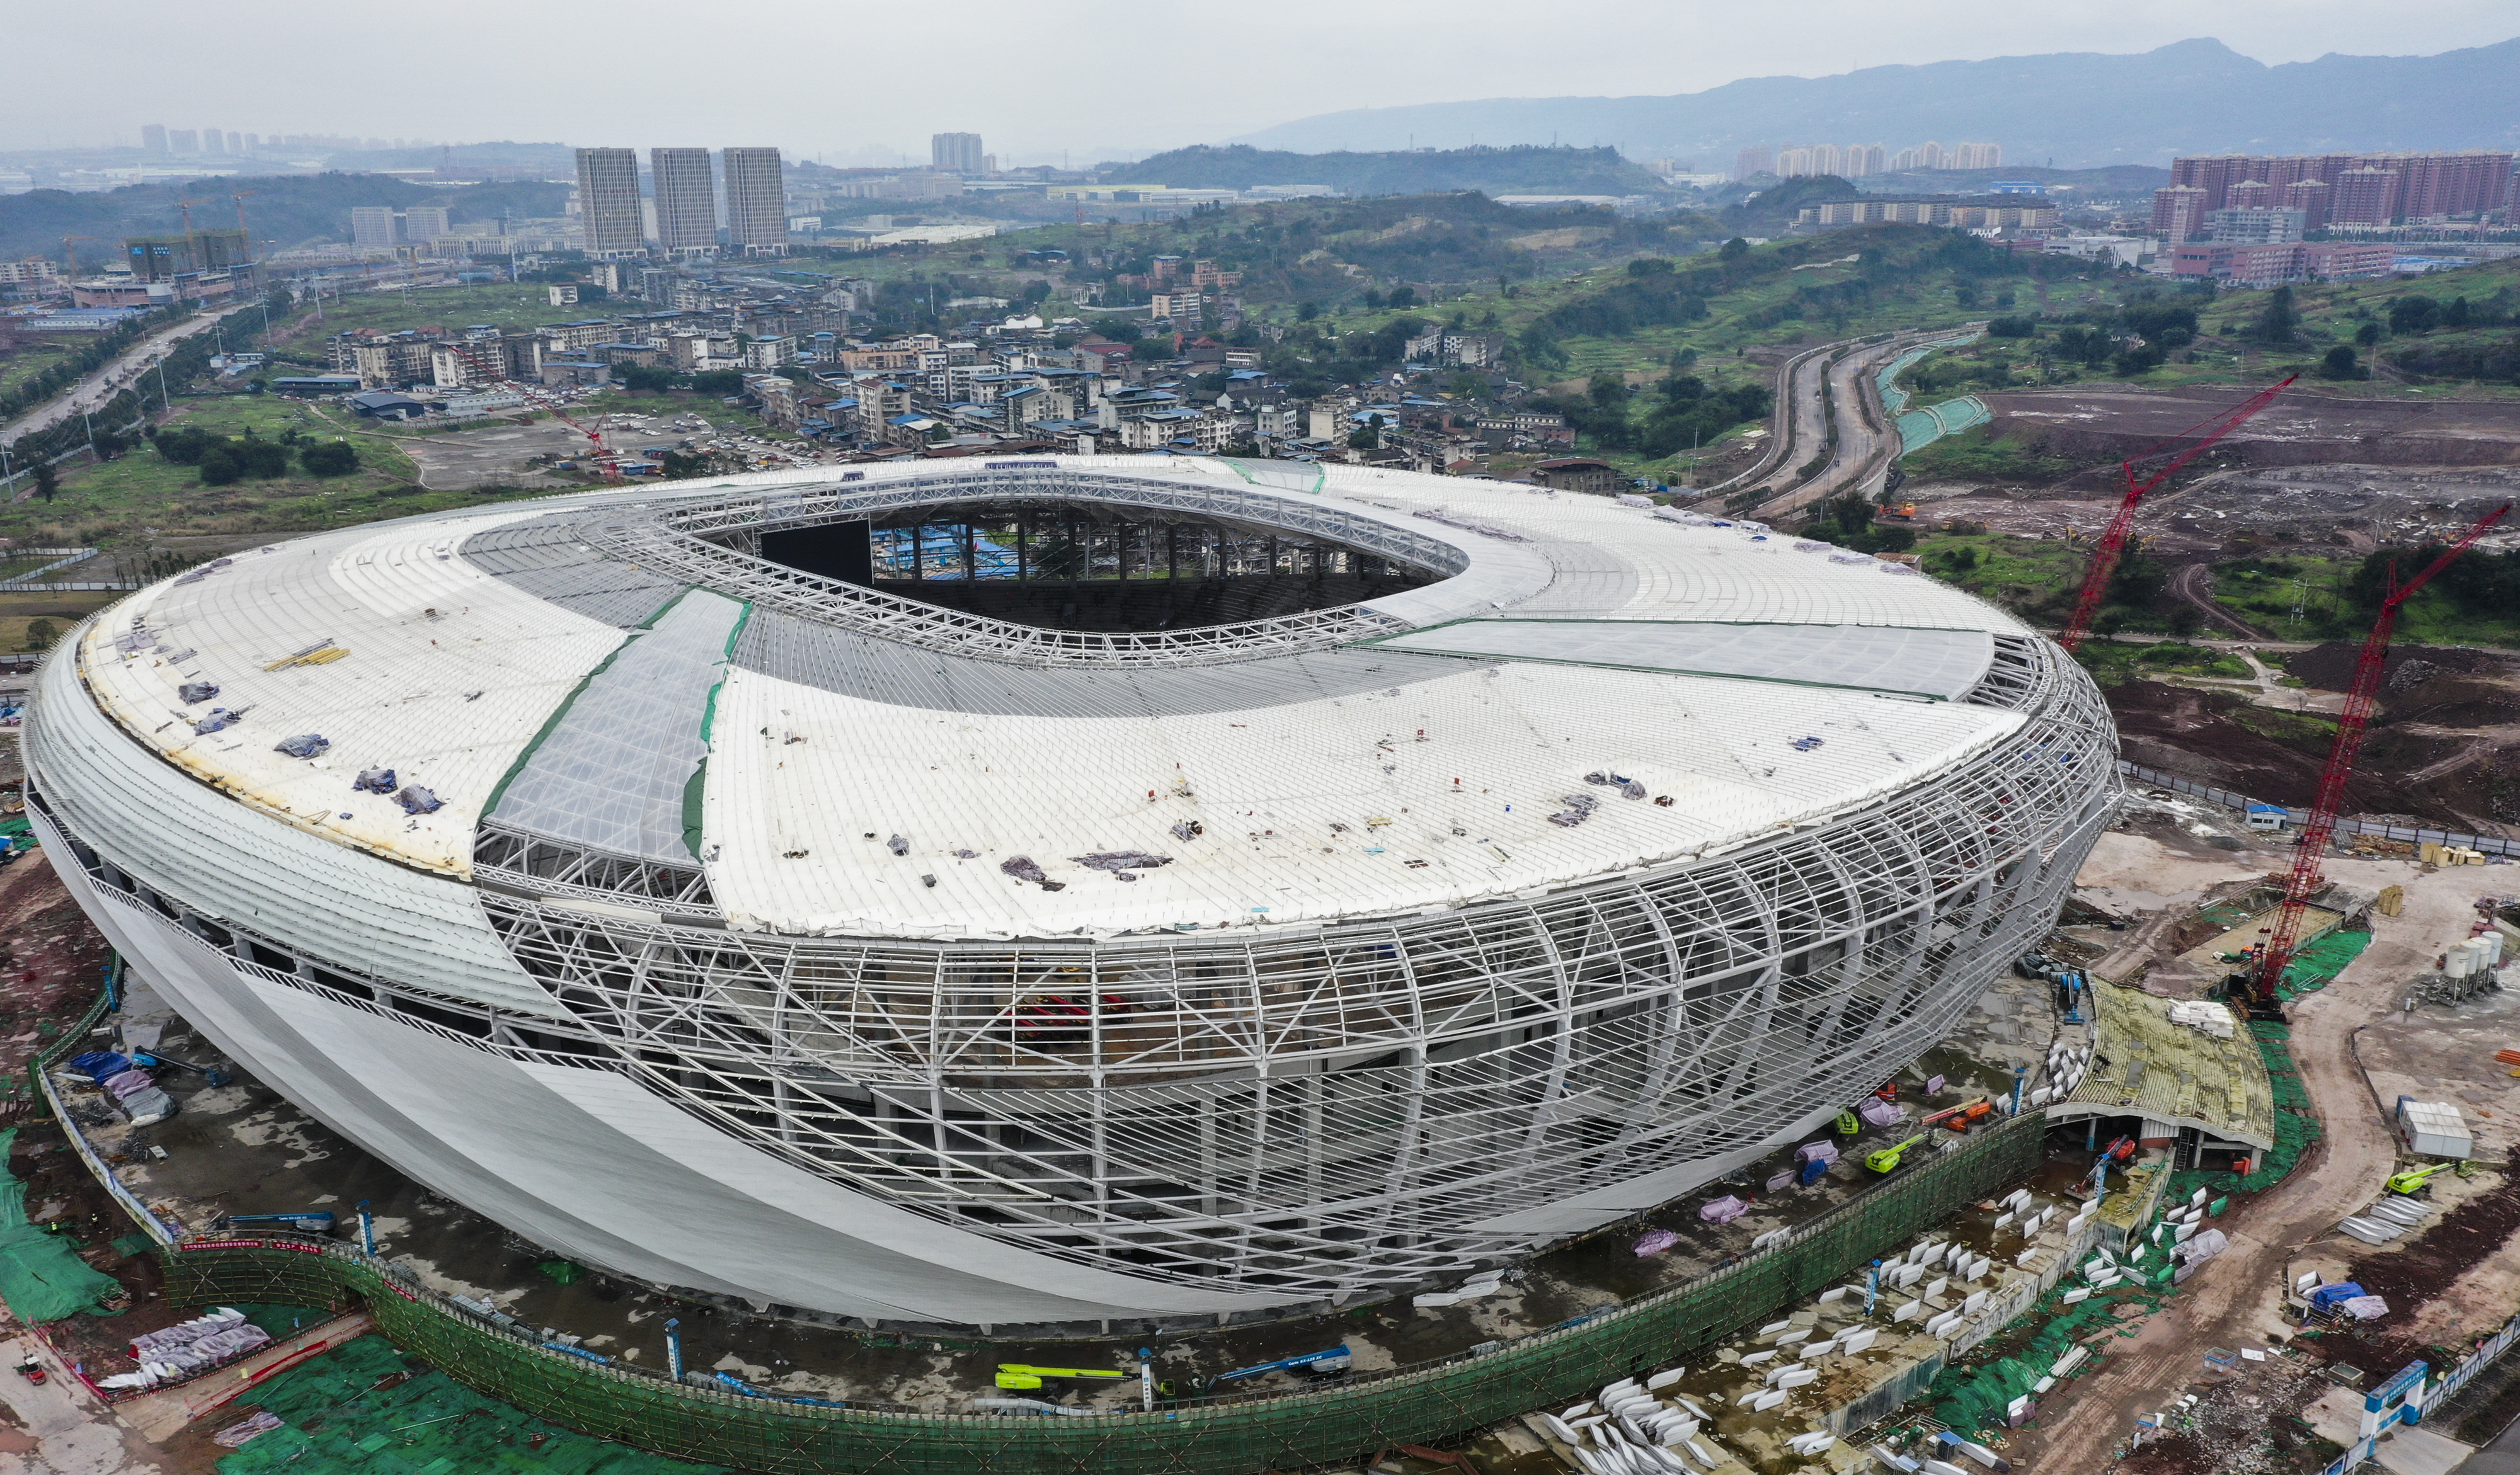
995, 1364, 1131, 1391
1865, 1133, 1930, 1175
1922, 1099, 1995, 1136
2386, 1161, 2476, 1197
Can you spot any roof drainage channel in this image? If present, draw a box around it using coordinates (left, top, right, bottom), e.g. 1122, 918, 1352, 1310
485, 589, 748, 864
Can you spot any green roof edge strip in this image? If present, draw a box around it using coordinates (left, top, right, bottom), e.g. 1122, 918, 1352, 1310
1218, 456, 1325, 494
682, 599, 752, 861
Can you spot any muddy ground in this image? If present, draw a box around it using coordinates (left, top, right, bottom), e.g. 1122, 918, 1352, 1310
1986, 386, 2520, 474
2097, 639, 2520, 838
1908, 462, 2520, 559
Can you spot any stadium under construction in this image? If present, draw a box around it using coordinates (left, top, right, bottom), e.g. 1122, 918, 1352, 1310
23, 455, 2120, 1336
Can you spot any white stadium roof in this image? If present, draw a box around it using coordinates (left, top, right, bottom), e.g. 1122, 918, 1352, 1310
76, 456, 2034, 942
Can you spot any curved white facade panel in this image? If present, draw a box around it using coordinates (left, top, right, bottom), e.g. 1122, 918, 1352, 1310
28, 457, 2118, 1331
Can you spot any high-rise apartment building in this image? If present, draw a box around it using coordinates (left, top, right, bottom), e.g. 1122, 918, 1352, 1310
932, 132, 984, 174
351, 207, 400, 248
1731, 145, 1773, 181
575, 147, 646, 258
721, 147, 788, 255
140, 123, 167, 156
168, 129, 199, 156
2148, 185, 2209, 244
650, 148, 718, 256
1950, 142, 2001, 171
404, 205, 450, 242
203, 129, 226, 156
227, 132, 243, 155
2162, 150, 2513, 229
2206, 207, 2306, 244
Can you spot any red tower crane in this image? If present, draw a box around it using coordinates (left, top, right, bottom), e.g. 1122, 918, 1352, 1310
2056, 375, 2297, 654
502, 380, 621, 482
2246, 501, 2514, 1008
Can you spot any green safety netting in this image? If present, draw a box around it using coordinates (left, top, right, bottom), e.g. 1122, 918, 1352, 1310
2155, 1022, 2320, 1213
1928, 1275, 2171, 1435
0, 1129, 128, 1323
218, 1334, 724, 1475
2279, 930, 2371, 999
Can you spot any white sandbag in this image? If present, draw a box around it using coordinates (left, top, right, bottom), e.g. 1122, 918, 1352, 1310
1839, 1327, 1878, 1353
1748, 1389, 1787, 1411
1646, 1368, 1687, 1391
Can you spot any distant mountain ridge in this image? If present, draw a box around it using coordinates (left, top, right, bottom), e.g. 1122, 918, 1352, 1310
1226, 38, 2520, 169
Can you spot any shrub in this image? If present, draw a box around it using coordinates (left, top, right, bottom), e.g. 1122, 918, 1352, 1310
301, 441, 359, 477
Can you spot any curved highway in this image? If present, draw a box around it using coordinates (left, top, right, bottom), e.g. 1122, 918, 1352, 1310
1695, 325, 1983, 523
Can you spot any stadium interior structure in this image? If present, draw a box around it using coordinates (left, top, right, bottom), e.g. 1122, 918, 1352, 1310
25, 456, 2119, 1335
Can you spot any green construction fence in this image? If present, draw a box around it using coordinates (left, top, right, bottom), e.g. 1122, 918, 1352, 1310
159, 1112, 2049, 1475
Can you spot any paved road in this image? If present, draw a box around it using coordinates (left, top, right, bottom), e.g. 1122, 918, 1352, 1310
1693, 326, 1980, 521
2170, 562, 2272, 640
0, 1331, 192, 1472
0, 305, 252, 447
2013, 856, 2470, 1471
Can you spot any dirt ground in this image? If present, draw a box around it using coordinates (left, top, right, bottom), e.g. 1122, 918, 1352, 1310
1984, 387, 2520, 474
2014, 852, 2502, 1474
2099, 638, 2520, 839
372, 418, 588, 493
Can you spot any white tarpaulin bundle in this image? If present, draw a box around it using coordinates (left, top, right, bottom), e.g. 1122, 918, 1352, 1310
2174, 1228, 2228, 1265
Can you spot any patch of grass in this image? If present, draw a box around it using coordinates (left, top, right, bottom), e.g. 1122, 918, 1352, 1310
0, 392, 550, 552
1908, 530, 2084, 615
0, 343, 74, 400
1899, 423, 2080, 484
2132, 642, 2252, 678
266, 282, 628, 348
2230, 705, 2340, 746
2217, 555, 2520, 649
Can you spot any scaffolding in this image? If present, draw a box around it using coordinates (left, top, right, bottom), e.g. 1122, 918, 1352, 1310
160, 1110, 2046, 1475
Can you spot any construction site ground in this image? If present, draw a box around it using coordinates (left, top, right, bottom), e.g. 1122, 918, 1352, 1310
2096, 639, 2520, 841
1983, 809, 2520, 1475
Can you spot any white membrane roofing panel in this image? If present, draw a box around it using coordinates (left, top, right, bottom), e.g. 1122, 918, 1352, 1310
699, 658, 2024, 939
77, 509, 627, 876
1368, 621, 1997, 701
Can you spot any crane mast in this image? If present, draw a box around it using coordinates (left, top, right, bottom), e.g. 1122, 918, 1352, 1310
2056, 376, 2296, 654
2245, 501, 2514, 1008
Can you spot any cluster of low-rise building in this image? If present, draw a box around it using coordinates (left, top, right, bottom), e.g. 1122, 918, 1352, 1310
288, 259, 1596, 479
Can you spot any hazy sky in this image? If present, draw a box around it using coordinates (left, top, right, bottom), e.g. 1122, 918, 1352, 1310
8, 1, 2517, 163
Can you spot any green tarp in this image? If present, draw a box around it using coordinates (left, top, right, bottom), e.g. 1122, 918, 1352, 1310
218, 1334, 723, 1475
0, 1129, 128, 1323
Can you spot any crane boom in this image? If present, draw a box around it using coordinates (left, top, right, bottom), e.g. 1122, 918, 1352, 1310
2250, 501, 2513, 1004
500, 380, 620, 482
2056, 375, 2296, 653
